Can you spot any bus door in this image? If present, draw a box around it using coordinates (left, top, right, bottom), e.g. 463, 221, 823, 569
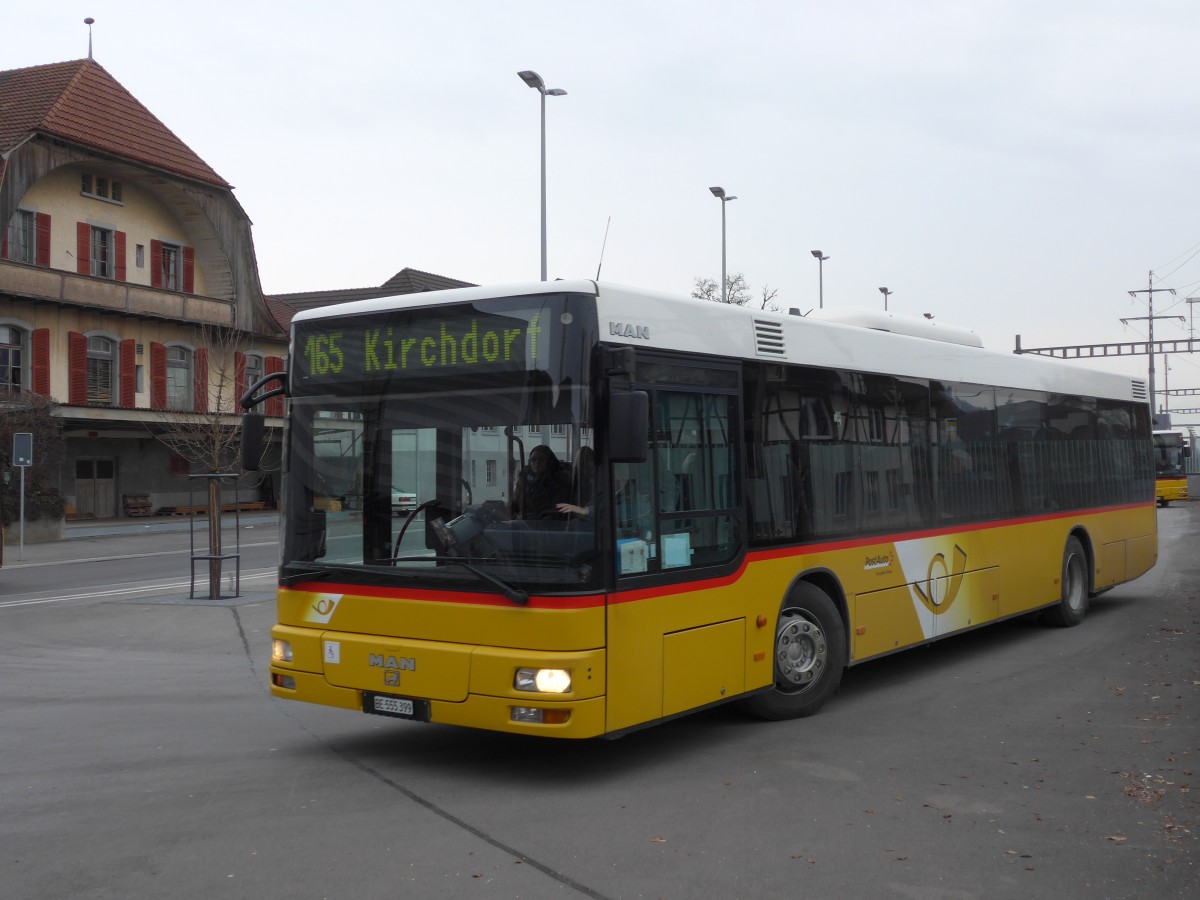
605, 356, 745, 730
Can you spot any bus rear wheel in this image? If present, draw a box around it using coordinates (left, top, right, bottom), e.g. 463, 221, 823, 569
1045, 535, 1089, 628
743, 583, 847, 720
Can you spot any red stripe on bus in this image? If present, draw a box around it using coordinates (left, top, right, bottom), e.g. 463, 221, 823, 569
281, 581, 606, 610
284, 501, 1150, 610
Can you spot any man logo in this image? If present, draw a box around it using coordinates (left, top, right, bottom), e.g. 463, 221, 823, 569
609, 322, 650, 340
368, 654, 416, 670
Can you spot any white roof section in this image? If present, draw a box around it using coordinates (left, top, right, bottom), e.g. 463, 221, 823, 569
805, 307, 983, 348
292, 279, 1146, 403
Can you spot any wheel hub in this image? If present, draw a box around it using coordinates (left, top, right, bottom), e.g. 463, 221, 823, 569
776, 611, 827, 689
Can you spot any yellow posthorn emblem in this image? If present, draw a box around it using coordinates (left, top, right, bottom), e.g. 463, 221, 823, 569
912, 545, 967, 614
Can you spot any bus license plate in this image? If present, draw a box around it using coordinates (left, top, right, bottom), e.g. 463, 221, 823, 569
362, 692, 430, 721
375, 696, 413, 716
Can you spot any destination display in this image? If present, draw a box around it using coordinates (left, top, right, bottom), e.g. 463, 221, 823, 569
294, 306, 551, 389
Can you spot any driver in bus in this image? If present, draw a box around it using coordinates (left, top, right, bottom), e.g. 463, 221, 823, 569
512, 445, 570, 519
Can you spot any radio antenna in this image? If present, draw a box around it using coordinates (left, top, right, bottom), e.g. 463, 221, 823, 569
595, 216, 611, 281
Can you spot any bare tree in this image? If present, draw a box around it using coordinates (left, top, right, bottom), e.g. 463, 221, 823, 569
0, 391, 67, 527
150, 323, 243, 474
757, 285, 781, 311
148, 323, 276, 599
692, 273, 782, 311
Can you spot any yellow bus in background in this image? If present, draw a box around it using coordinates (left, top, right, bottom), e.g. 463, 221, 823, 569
242, 281, 1157, 738
1152, 431, 1190, 506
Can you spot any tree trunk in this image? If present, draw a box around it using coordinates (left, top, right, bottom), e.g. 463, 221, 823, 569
208, 477, 222, 600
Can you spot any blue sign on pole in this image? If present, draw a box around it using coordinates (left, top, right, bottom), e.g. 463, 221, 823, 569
13, 433, 33, 467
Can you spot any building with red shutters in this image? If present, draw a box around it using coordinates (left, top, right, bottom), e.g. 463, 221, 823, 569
0, 57, 286, 518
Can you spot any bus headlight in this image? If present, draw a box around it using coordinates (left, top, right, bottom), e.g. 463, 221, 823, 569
514, 667, 572, 694
272, 639, 293, 663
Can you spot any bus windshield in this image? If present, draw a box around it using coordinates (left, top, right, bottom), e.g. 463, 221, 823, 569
1153, 432, 1185, 478
281, 293, 600, 595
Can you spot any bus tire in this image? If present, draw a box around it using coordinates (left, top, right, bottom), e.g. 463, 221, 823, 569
743, 583, 847, 720
1045, 535, 1089, 628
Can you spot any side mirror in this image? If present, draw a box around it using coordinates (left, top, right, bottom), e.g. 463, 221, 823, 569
241, 411, 265, 472
608, 391, 649, 463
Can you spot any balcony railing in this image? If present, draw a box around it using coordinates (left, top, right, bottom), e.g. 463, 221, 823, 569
0, 259, 234, 327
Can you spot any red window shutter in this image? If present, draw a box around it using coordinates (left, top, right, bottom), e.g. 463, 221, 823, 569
31, 328, 51, 396
76, 222, 90, 274
265, 356, 284, 416
183, 246, 195, 293
114, 231, 127, 281
194, 348, 208, 412
36, 213, 51, 267
119, 338, 136, 408
150, 342, 167, 410
235, 352, 247, 403
150, 240, 163, 288
68, 331, 88, 403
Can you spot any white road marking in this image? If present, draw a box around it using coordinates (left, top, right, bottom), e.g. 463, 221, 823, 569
0, 570, 277, 609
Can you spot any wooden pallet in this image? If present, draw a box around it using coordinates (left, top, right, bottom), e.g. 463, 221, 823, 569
155, 502, 268, 517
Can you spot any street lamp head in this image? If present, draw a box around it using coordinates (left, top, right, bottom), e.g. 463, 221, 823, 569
879, 287, 889, 294
518, 70, 545, 92
546, 88, 567, 97
709, 186, 726, 199
811, 250, 828, 261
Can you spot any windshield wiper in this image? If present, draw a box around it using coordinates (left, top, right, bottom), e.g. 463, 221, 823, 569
280, 562, 350, 586
399, 555, 529, 606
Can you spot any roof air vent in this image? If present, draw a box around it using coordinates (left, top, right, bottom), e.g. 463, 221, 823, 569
753, 318, 786, 358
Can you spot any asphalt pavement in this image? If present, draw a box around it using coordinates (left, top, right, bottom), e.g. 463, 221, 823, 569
1, 505, 1195, 899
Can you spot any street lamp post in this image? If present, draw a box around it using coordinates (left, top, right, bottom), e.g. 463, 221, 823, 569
879, 286, 893, 311
709, 186, 737, 303
810, 250, 829, 308
517, 70, 567, 281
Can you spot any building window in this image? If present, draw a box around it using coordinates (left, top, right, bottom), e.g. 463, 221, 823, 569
5, 210, 36, 264
244, 353, 264, 389
90, 227, 113, 278
81, 172, 123, 204
0, 325, 25, 393
166, 345, 193, 410
136, 244, 145, 268
87, 336, 116, 405
486, 459, 497, 485
161, 243, 182, 291
868, 407, 886, 442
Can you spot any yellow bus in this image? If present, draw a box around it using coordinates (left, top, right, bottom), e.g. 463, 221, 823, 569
1152, 430, 1189, 506
241, 281, 1156, 738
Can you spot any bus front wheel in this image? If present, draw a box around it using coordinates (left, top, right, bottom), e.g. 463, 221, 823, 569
1045, 535, 1089, 628
743, 583, 847, 720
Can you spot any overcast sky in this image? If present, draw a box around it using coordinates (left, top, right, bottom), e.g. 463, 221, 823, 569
10, 1, 1200, 408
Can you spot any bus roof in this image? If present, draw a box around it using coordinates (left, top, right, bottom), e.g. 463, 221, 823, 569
292, 279, 1147, 403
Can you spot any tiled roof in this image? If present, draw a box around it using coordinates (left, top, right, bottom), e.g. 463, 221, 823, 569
380, 268, 475, 294
264, 295, 299, 332
269, 268, 477, 311
0, 58, 230, 189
